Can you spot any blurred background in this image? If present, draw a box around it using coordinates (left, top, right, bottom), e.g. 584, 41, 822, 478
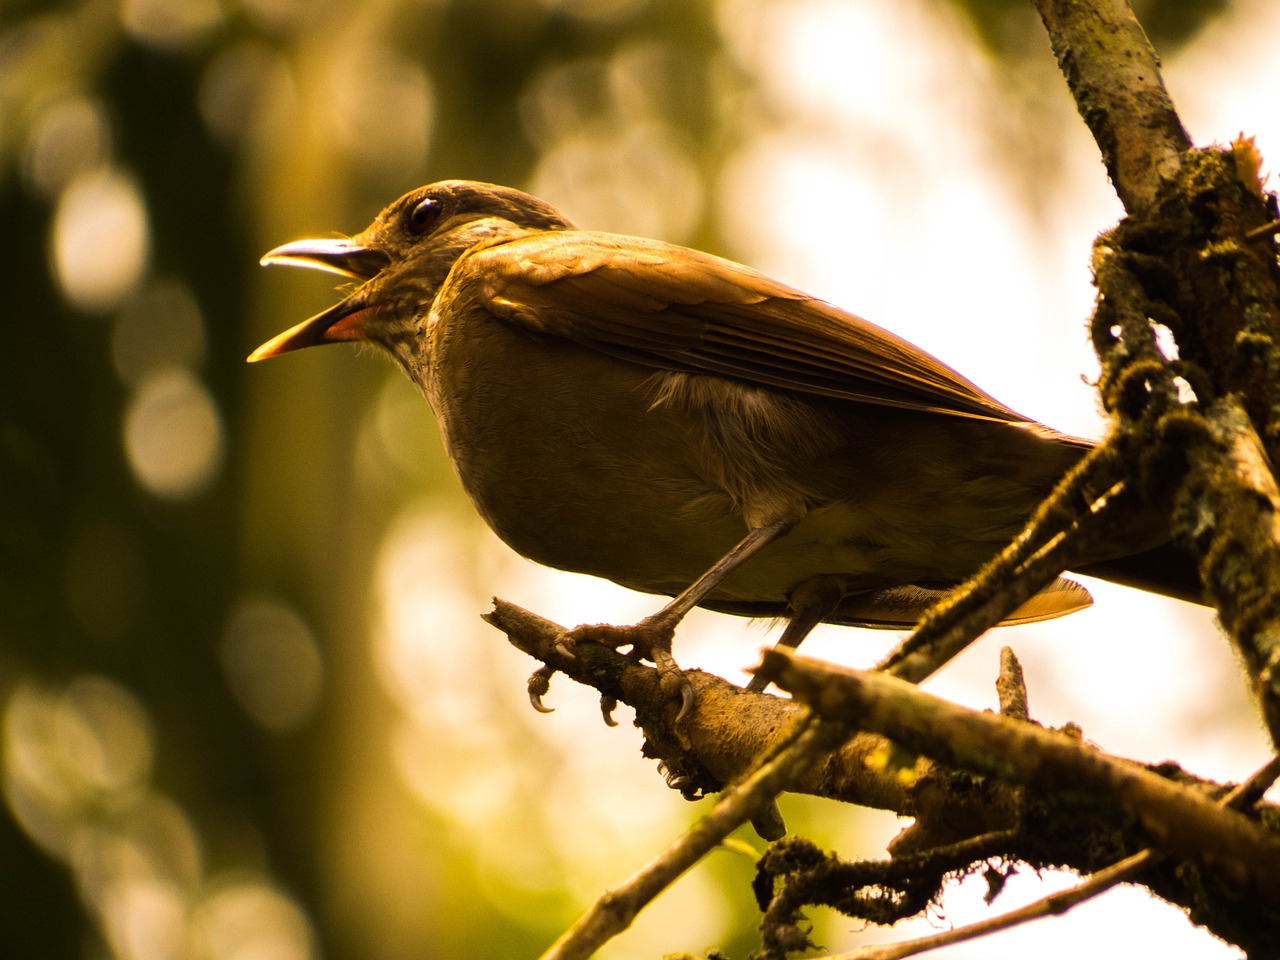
1, 0, 1275, 957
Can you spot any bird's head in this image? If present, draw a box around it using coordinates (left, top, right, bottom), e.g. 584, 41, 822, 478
248, 180, 574, 363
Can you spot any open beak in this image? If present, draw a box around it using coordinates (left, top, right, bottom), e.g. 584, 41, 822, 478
247, 296, 374, 362
258, 237, 389, 279
248, 238, 390, 362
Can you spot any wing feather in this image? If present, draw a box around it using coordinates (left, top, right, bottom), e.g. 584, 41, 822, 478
471, 230, 1025, 422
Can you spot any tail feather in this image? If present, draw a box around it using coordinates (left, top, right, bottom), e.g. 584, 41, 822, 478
700, 543, 1208, 631
703, 576, 1094, 630
1072, 541, 1206, 606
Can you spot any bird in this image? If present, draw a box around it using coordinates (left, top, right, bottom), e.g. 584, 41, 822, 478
249, 179, 1202, 710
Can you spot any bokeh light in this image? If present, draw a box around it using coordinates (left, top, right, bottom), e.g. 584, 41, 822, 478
113, 279, 207, 387
121, 0, 223, 50
532, 123, 703, 240
198, 42, 289, 147
190, 880, 316, 960
51, 168, 151, 313
4, 677, 154, 858
23, 95, 113, 197
3, 675, 314, 960
220, 598, 325, 734
522, 45, 706, 239
124, 368, 224, 500
373, 500, 737, 954
323, 44, 434, 181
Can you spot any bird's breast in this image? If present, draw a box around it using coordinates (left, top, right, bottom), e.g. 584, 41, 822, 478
416, 303, 750, 594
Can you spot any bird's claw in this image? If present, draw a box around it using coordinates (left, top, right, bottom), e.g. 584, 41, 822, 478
599, 694, 619, 727
527, 665, 623, 727
558, 616, 674, 656
650, 642, 695, 723
659, 763, 700, 800
550, 613, 695, 722
528, 664, 556, 713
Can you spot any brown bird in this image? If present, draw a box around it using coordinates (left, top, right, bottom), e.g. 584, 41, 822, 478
250, 180, 1201, 710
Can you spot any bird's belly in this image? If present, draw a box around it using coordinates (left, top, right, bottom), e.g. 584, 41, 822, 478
423, 316, 749, 594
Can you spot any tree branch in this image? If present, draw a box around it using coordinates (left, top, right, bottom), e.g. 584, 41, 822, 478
1042, 0, 1280, 748
1032, 0, 1190, 213
490, 599, 1280, 950
877, 442, 1128, 684
1181, 398, 1280, 747
809, 756, 1280, 960
760, 649, 1280, 906
483, 599, 910, 811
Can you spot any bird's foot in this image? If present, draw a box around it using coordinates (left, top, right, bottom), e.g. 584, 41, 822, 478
551, 612, 695, 724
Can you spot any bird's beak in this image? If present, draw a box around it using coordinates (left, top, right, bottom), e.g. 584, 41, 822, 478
247, 295, 373, 362
258, 237, 389, 279
249, 238, 390, 362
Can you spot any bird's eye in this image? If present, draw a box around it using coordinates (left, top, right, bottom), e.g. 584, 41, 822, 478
407, 197, 442, 235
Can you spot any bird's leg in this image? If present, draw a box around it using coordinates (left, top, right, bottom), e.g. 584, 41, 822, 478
741, 573, 845, 844
561, 518, 796, 720
745, 574, 847, 693
652, 518, 800, 626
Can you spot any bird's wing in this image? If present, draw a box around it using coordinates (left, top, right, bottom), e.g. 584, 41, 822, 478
468, 229, 1026, 422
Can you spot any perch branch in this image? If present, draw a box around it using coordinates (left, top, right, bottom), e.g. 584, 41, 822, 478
1179, 398, 1280, 749
484, 599, 910, 811
760, 649, 1280, 904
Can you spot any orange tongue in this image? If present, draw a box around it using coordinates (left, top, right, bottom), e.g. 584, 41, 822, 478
247, 303, 371, 362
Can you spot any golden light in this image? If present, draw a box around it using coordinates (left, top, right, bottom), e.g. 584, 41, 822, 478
23, 96, 113, 197
123, 368, 225, 500
220, 598, 325, 734
112, 279, 207, 387
52, 168, 150, 313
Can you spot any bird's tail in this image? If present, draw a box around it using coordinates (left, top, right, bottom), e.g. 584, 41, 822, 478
1072, 541, 1206, 607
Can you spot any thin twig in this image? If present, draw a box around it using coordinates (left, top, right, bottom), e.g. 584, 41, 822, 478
877, 440, 1127, 683
537, 717, 849, 960
826, 849, 1156, 960
821, 754, 1280, 960
1222, 753, 1280, 808
1244, 219, 1280, 241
